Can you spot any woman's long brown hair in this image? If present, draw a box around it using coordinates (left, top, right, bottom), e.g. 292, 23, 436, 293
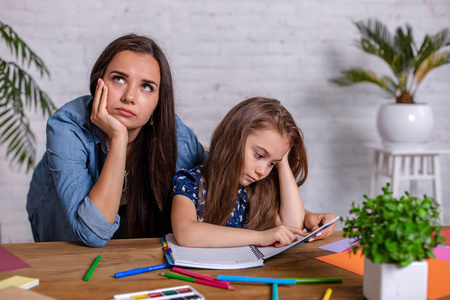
202, 97, 308, 230
90, 34, 177, 237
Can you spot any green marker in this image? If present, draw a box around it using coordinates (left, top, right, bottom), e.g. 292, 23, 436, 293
84, 255, 102, 281
160, 272, 195, 282
285, 277, 343, 284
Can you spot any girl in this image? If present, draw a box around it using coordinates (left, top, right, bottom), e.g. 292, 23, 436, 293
26, 34, 207, 247
171, 97, 335, 248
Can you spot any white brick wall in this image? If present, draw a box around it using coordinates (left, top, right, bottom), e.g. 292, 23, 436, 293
1, 0, 449, 243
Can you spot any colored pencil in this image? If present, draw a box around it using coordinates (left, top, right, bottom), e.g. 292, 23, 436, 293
172, 267, 230, 286
272, 283, 279, 300
217, 275, 296, 285
84, 255, 101, 281
115, 263, 171, 278
285, 277, 343, 283
160, 272, 235, 290
322, 288, 333, 300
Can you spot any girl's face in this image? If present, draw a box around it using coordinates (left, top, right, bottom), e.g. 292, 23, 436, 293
240, 128, 290, 186
103, 50, 160, 137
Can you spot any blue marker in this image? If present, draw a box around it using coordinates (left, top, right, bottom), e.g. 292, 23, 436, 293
217, 275, 296, 285
115, 263, 171, 278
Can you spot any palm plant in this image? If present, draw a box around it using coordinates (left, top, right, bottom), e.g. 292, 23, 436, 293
330, 19, 450, 104
0, 21, 56, 171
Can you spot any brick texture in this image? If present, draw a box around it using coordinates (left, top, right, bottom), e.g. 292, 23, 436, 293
0, 0, 449, 243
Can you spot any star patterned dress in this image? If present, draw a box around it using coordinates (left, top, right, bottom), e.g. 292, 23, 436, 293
172, 165, 248, 228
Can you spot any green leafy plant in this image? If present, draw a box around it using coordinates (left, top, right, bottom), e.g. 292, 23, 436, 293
342, 183, 446, 267
330, 19, 450, 103
0, 21, 56, 171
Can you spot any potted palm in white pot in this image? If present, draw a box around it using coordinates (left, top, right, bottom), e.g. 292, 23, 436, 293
342, 183, 446, 300
331, 19, 450, 144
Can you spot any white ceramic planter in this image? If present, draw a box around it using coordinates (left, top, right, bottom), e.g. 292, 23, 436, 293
363, 257, 428, 300
377, 103, 434, 144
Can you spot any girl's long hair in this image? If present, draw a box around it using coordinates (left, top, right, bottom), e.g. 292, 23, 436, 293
202, 97, 307, 230
90, 34, 176, 237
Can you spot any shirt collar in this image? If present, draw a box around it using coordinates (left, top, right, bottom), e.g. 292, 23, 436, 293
237, 186, 248, 203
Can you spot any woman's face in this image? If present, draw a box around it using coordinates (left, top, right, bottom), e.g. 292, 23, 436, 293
240, 128, 290, 186
103, 50, 160, 138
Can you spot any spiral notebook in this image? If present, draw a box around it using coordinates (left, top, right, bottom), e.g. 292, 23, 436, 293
162, 216, 339, 270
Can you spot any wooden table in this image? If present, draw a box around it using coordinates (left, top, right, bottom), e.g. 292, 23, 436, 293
0, 229, 445, 300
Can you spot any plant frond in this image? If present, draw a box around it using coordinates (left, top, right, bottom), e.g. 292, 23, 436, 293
414, 28, 450, 73
0, 21, 50, 77
354, 19, 404, 75
0, 104, 35, 171
415, 51, 450, 84
393, 24, 416, 72
330, 68, 397, 96
0, 59, 56, 117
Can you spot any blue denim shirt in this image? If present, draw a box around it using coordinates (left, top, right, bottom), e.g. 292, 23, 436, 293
26, 95, 207, 247
172, 166, 248, 227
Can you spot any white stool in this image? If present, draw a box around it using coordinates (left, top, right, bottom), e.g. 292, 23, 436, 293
364, 143, 450, 211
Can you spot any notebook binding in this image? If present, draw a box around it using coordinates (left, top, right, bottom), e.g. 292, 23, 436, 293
249, 245, 264, 259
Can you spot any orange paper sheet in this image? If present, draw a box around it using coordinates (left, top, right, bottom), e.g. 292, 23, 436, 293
316, 249, 450, 300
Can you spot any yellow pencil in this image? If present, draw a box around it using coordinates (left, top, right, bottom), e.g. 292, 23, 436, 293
322, 288, 332, 300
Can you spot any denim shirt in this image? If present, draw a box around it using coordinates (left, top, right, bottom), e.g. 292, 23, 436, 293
26, 95, 207, 247
172, 166, 248, 228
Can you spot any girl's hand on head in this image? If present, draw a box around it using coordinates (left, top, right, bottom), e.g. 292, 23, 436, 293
91, 78, 128, 141
276, 147, 291, 171
257, 226, 308, 247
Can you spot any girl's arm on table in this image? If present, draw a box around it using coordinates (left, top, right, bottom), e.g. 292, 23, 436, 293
171, 194, 307, 248
275, 151, 305, 229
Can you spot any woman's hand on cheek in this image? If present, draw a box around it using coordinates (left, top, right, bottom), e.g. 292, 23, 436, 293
91, 79, 127, 141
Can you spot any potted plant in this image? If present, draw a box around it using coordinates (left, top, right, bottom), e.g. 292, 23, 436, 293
0, 21, 56, 171
330, 19, 450, 144
342, 183, 446, 300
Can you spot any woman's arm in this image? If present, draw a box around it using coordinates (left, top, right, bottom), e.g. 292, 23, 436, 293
275, 151, 305, 229
88, 79, 128, 223
171, 195, 306, 248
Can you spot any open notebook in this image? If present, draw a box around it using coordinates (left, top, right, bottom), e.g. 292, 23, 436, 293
162, 216, 339, 270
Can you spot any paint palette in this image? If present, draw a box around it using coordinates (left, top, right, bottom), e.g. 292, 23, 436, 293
113, 285, 205, 300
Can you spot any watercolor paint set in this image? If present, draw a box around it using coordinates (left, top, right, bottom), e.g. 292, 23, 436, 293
113, 285, 205, 300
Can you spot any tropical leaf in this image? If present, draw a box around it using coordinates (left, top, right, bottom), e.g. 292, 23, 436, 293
0, 83, 36, 171
330, 68, 397, 96
354, 19, 403, 75
0, 22, 56, 171
414, 28, 450, 73
415, 51, 450, 85
0, 21, 50, 77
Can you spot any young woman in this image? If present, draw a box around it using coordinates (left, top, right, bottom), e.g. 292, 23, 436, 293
26, 34, 207, 247
171, 97, 336, 248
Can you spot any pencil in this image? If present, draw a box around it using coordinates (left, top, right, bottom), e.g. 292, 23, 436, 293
172, 267, 231, 286
115, 263, 171, 278
322, 288, 332, 300
217, 275, 296, 285
84, 255, 101, 281
272, 283, 279, 300
160, 272, 235, 290
285, 277, 343, 283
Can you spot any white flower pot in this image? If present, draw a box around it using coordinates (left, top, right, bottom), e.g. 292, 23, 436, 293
376, 103, 434, 144
363, 257, 428, 300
